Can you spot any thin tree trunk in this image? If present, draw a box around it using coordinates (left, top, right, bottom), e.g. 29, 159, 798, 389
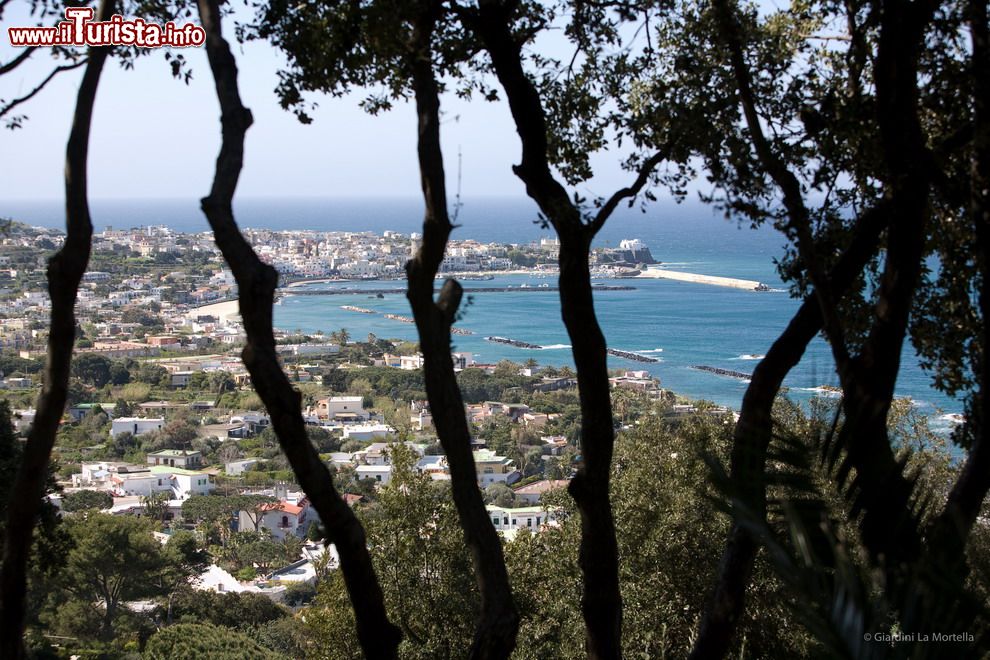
691, 204, 889, 659
827, 1, 935, 567
0, 2, 113, 657
467, 3, 662, 655
194, 1, 401, 656
405, 8, 519, 659
710, 0, 934, 569
928, 0, 990, 569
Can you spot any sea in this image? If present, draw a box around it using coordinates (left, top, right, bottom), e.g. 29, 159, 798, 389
3, 196, 964, 432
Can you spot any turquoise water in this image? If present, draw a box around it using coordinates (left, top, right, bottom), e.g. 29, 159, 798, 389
5, 196, 963, 424
274, 274, 959, 425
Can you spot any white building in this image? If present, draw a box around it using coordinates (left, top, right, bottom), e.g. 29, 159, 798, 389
342, 424, 395, 442
240, 500, 312, 541
150, 466, 214, 499
487, 504, 557, 533
109, 466, 213, 499
399, 354, 425, 370
314, 396, 368, 421
473, 449, 520, 487
225, 458, 260, 476
147, 449, 202, 469
110, 417, 164, 438
355, 464, 392, 485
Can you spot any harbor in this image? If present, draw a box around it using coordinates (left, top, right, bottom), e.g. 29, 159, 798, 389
281, 285, 636, 295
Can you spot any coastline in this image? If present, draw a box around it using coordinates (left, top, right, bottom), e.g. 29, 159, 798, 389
284, 269, 558, 288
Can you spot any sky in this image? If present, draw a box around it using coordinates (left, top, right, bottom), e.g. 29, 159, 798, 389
0, 2, 639, 203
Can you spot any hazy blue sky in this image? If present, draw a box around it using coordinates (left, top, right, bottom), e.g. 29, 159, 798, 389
0, 3, 640, 203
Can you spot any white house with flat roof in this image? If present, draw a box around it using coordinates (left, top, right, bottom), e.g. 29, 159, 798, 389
149, 466, 214, 499
313, 396, 368, 421
355, 464, 392, 486
147, 449, 202, 469
342, 424, 395, 442
110, 417, 164, 438
486, 504, 557, 533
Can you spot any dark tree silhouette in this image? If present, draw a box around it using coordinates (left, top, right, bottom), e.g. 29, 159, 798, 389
0, 1, 114, 656
463, 3, 664, 656
690, 0, 990, 655
193, 0, 400, 656
405, 5, 519, 658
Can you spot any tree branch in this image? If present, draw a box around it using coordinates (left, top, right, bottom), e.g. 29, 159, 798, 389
405, 9, 519, 657
0, 47, 35, 76
0, 2, 113, 658
0, 58, 89, 121
588, 150, 664, 235
825, 0, 937, 567
711, 0, 853, 376
194, 1, 401, 657
469, 2, 623, 656
928, 0, 990, 571
690, 200, 891, 659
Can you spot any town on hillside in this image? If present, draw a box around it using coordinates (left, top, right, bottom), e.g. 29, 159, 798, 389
0, 219, 733, 647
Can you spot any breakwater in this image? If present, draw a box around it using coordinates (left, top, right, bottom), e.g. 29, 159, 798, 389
282, 285, 635, 296
606, 349, 659, 364
638, 268, 770, 291
385, 313, 471, 335
693, 365, 752, 380
487, 336, 659, 363
486, 336, 542, 349
341, 305, 376, 314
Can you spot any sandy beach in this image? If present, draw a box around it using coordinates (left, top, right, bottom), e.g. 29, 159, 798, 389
186, 299, 241, 321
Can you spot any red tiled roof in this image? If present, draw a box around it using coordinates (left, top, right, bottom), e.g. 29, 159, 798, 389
512, 479, 569, 495
260, 501, 303, 516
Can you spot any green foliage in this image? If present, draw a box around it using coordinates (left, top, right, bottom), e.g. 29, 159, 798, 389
457, 368, 536, 403
0, 352, 44, 375
282, 581, 317, 607
120, 306, 162, 328
484, 482, 522, 508
237, 566, 258, 581
133, 363, 167, 386
244, 617, 310, 658
61, 489, 113, 512
71, 353, 112, 387
169, 587, 288, 629
109, 361, 131, 386
236, 535, 285, 576
0, 400, 69, 631
58, 514, 179, 639
141, 490, 171, 526
308, 444, 477, 659
144, 622, 287, 659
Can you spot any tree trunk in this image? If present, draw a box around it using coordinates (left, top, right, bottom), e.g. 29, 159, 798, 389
691, 204, 890, 658
405, 8, 518, 659
194, 1, 401, 656
927, 0, 990, 573
467, 2, 665, 654
0, 2, 114, 657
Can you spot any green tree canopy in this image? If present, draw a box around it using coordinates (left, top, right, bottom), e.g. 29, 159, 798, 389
70, 354, 112, 388
61, 489, 113, 513
144, 622, 287, 660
